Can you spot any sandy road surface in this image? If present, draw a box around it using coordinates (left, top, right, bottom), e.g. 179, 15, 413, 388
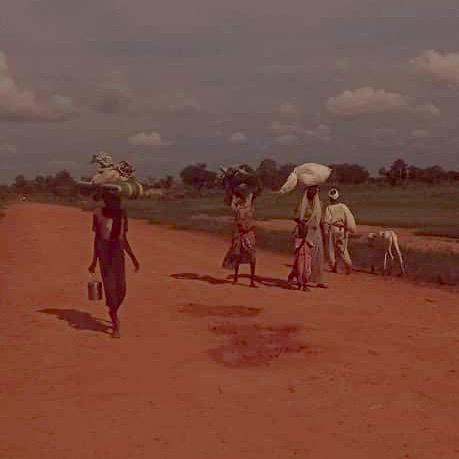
1, 203, 459, 459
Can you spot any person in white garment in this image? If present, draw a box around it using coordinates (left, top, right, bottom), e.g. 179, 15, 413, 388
324, 188, 356, 274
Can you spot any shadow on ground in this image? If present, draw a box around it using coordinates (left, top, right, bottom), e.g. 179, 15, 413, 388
171, 272, 293, 290
38, 308, 111, 334
171, 273, 231, 285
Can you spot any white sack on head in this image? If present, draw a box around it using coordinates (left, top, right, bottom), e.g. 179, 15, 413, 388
279, 163, 331, 193
294, 163, 331, 187
279, 171, 298, 194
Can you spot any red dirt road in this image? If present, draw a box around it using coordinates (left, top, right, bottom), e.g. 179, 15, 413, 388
1, 203, 459, 459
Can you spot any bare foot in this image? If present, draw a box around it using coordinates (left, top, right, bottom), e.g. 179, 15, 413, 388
317, 283, 329, 289
111, 328, 121, 339
250, 282, 258, 288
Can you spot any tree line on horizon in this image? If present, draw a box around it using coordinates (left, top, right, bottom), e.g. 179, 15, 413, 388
2, 158, 458, 199
176, 158, 459, 192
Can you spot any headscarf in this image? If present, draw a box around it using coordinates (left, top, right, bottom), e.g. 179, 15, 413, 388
328, 188, 339, 201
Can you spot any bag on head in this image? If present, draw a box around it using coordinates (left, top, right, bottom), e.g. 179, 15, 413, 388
280, 163, 332, 194
221, 164, 262, 205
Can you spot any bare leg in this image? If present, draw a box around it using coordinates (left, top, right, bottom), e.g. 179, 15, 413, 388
250, 259, 257, 287
233, 263, 240, 284
109, 308, 120, 338
288, 269, 296, 287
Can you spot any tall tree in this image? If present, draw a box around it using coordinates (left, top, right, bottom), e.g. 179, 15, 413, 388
329, 163, 369, 184
256, 159, 279, 190
180, 163, 216, 192
387, 159, 408, 186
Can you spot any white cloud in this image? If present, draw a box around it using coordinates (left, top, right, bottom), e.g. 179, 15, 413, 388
278, 102, 301, 118
305, 124, 331, 142
0, 51, 78, 122
270, 121, 330, 142
275, 133, 299, 145
326, 87, 409, 116
50, 160, 79, 170
270, 121, 300, 136
335, 58, 351, 73
169, 97, 201, 114
411, 129, 431, 139
128, 131, 172, 147
229, 132, 248, 144
373, 127, 397, 138
414, 103, 441, 119
411, 50, 459, 86
0, 143, 17, 154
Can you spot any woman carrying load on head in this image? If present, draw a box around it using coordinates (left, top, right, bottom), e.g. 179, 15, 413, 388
88, 191, 140, 338
222, 184, 258, 288
288, 185, 327, 289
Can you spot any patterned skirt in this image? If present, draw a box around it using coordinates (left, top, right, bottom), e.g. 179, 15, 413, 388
222, 229, 256, 269
289, 238, 312, 286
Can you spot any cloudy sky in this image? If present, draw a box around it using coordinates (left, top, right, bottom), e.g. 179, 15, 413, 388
1, 0, 459, 181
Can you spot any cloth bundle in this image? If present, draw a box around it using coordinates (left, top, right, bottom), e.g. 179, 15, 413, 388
78, 152, 144, 199
220, 164, 262, 205
279, 163, 332, 194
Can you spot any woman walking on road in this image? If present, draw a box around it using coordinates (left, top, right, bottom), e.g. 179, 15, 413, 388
288, 185, 327, 289
222, 184, 257, 288
88, 191, 140, 338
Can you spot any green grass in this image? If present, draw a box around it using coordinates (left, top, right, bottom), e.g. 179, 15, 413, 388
152, 216, 459, 286
75, 183, 459, 286
414, 227, 459, 239
119, 183, 459, 230
130, 183, 459, 286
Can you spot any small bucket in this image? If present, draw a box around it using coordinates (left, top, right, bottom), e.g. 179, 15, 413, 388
88, 276, 103, 301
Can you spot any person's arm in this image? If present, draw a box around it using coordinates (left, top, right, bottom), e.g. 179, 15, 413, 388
88, 214, 99, 272
343, 204, 357, 234
319, 203, 327, 245
122, 212, 140, 271
124, 237, 140, 271
323, 206, 332, 234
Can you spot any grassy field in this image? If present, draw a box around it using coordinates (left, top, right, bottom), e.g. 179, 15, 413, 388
121, 183, 459, 230
106, 183, 459, 286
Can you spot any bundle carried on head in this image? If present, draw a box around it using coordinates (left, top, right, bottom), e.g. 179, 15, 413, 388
220, 164, 262, 205
279, 163, 332, 194
78, 152, 144, 199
